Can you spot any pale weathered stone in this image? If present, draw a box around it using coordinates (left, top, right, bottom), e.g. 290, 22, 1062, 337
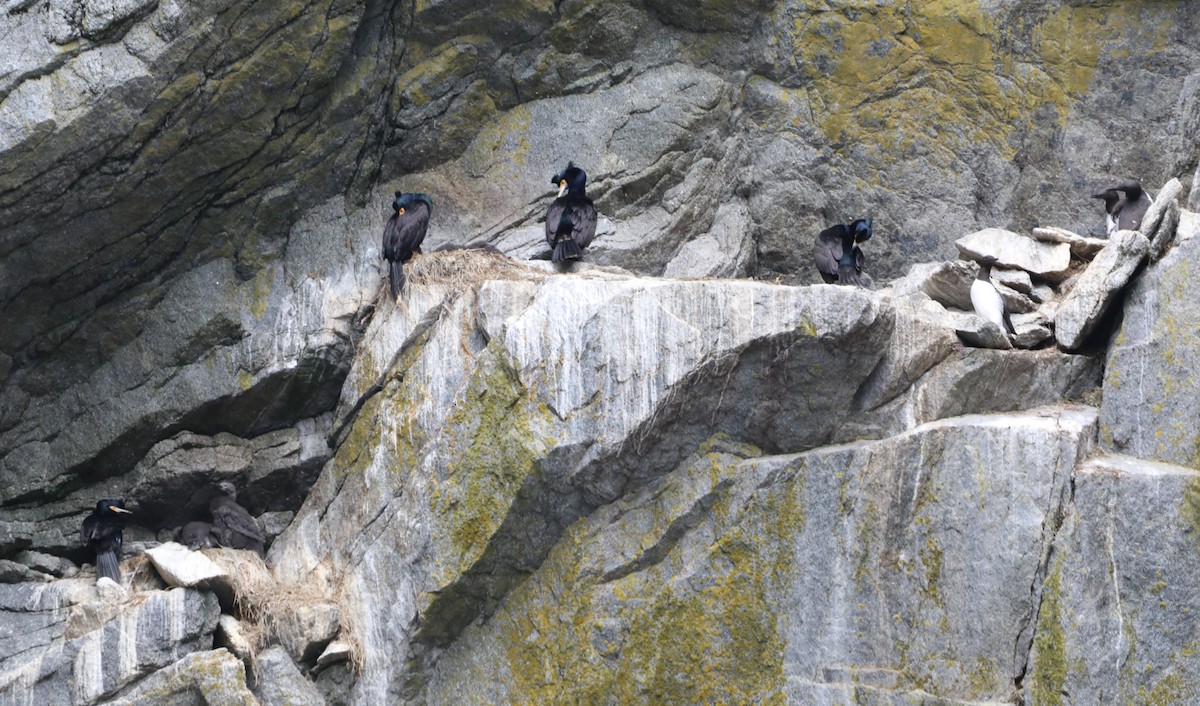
1032, 226, 1107, 259
216, 615, 255, 665
992, 266, 1033, 293
1025, 454, 1200, 705
253, 646, 326, 706
13, 550, 76, 577
102, 649, 258, 706
890, 260, 976, 310
1054, 229, 1150, 350
276, 603, 341, 664
145, 542, 228, 588
314, 641, 352, 672
956, 228, 1072, 281
1180, 209, 1200, 242
1140, 177, 1183, 261
1100, 233, 1200, 468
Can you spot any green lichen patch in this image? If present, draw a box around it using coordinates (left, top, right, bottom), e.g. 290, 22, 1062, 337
1031, 555, 1070, 706
488, 453, 803, 704
768, 2, 1165, 161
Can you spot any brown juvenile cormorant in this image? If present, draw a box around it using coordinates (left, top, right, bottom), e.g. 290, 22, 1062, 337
210, 481, 264, 556
814, 217, 872, 285
81, 498, 132, 582
174, 521, 219, 550
545, 162, 598, 263
382, 192, 432, 297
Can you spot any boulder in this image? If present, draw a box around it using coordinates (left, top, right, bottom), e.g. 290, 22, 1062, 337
253, 646, 326, 706
1100, 233, 1200, 468
145, 542, 228, 588
216, 615, 256, 665
890, 260, 976, 310
314, 641, 353, 672
1031, 226, 1107, 259
992, 266, 1033, 294
1141, 177, 1183, 261
102, 649, 258, 706
956, 228, 1072, 281
276, 603, 341, 664
1181, 209, 1200, 242
1054, 229, 1150, 350
13, 550, 77, 578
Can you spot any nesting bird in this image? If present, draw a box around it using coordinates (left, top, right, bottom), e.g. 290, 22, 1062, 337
382, 192, 433, 297
209, 481, 264, 556
1092, 188, 1121, 236
1093, 179, 1152, 234
545, 162, 597, 263
814, 217, 872, 285
174, 521, 219, 550
81, 498, 132, 582
970, 258, 1014, 337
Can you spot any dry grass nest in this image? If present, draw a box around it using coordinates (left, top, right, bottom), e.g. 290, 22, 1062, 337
206, 551, 364, 671
405, 247, 548, 290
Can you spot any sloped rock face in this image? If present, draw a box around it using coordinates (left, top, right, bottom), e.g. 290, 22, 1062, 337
421, 407, 1097, 704
268, 257, 1100, 703
0, 582, 219, 704
1100, 233, 1200, 467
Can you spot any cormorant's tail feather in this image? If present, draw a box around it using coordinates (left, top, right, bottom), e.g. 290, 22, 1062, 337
389, 260, 405, 298
552, 239, 583, 264
96, 550, 120, 582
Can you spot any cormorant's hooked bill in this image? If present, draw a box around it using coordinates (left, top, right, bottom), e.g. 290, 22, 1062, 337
814, 217, 872, 286
209, 481, 264, 556
545, 162, 598, 264
81, 498, 132, 582
382, 192, 433, 297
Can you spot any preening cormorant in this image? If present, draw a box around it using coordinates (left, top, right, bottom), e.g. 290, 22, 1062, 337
175, 521, 219, 550
1092, 188, 1120, 236
970, 258, 1014, 336
209, 481, 264, 555
814, 217, 872, 285
382, 192, 432, 297
81, 498, 132, 582
545, 162, 597, 263
1114, 179, 1152, 232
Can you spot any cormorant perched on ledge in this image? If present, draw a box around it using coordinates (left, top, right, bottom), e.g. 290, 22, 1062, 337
545, 162, 597, 264
382, 192, 432, 297
210, 481, 264, 556
814, 217, 872, 285
81, 498, 132, 582
970, 258, 1014, 337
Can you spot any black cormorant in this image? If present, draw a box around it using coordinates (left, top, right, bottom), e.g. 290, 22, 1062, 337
545, 162, 597, 263
210, 481, 264, 555
382, 192, 432, 297
814, 217, 872, 285
81, 498, 132, 582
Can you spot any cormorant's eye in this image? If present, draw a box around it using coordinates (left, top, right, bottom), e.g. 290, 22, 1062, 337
559, 180, 567, 188
398, 207, 405, 215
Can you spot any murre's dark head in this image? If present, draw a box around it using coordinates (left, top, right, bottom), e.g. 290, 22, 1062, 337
850, 216, 873, 243
976, 256, 998, 281
551, 162, 587, 198
393, 192, 433, 215
1115, 179, 1144, 199
1092, 188, 1121, 215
